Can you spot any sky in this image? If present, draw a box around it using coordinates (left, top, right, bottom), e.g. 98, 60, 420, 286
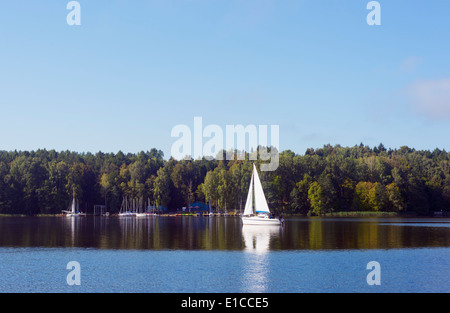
0, 0, 449, 158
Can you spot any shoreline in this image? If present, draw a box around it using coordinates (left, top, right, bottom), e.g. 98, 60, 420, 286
1, 211, 448, 218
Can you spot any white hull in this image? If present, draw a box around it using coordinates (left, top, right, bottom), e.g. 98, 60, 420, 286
136, 213, 148, 218
241, 215, 281, 226
65, 212, 86, 217
119, 212, 136, 217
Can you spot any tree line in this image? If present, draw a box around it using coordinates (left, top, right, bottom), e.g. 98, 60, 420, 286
0, 143, 449, 216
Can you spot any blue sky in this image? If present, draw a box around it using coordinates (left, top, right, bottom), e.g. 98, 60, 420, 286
1, 0, 449, 157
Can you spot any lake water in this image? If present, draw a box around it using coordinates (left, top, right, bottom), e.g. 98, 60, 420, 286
0, 216, 449, 293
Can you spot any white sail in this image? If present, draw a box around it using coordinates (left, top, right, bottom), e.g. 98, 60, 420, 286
62, 197, 85, 216
253, 164, 270, 214
243, 170, 254, 216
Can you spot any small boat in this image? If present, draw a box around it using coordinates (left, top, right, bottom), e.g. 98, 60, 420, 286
62, 197, 86, 217
118, 212, 136, 217
136, 198, 147, 218
118, 196, 136, 217
241, 164, 282, 226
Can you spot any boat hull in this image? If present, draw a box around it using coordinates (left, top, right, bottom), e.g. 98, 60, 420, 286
65, 213, 86, 217
241, 216, 281, 226
118, 212, 136, 217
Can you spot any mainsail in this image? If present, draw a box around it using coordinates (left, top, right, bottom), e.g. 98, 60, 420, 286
253, 164, 270, 214
243, 164, 271, 216
71, 198, 77, 214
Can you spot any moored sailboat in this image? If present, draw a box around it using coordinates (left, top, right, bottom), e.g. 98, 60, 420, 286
135, 197, 148, 217
62, 197, 86, 217
118, 196, 136, 217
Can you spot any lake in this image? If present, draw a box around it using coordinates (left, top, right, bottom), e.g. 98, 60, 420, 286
0, 215, 449, 293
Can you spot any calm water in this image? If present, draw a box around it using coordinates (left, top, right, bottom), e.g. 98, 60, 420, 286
0, 216, 449, 292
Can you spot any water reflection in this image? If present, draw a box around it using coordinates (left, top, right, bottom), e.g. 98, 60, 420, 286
242, 225, 280, 253
241, 226, 280, 292
0, 216, 449, 250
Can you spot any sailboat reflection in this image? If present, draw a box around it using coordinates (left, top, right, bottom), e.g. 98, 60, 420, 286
63, 214, 81, 247
241, 226, 280, 292
242, 225, 279, 253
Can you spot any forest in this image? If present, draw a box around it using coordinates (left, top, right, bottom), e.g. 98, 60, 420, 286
0, 143, 449, 216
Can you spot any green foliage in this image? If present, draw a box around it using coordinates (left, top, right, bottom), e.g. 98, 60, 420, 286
308, 181, 325, 216
154, 166, 171, 208
385, 183, 405, 212
0, 144, 449, 215
289, 174, 312, 214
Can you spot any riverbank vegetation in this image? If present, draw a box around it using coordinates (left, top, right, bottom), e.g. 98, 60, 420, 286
0, 144, 449, 216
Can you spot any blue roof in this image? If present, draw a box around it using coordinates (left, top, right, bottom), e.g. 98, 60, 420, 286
188, 202, 210, 210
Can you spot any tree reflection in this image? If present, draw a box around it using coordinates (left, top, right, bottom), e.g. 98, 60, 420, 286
0, 216, 449, 250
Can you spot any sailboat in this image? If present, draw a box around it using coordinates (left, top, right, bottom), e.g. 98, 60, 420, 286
241, 164, 282, 226
119, 196, 136, 217
136, 197, 148, 218
62, 197, 86, 217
